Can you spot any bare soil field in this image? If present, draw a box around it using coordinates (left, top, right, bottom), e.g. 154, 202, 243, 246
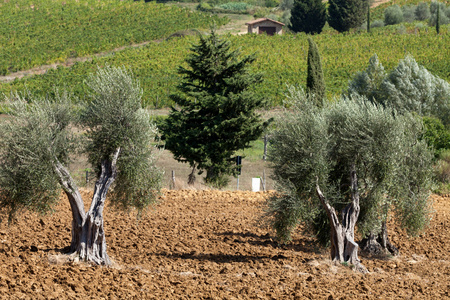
0, 189, 449, 299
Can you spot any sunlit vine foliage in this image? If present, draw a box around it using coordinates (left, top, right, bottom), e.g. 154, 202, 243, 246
0, 0, 227, 75
1, 25, 448, 108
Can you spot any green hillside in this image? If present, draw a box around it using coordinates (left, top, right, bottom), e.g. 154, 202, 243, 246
0, 0, 227, 75
2, 24, 448, 108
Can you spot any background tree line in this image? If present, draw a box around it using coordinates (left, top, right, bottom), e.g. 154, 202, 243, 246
286, 0, 449, 34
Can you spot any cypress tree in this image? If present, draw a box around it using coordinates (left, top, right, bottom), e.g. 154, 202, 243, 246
436, 2, 440, 34
328, 0, 367, 32
367, 0, 371, 33
289, 0, 327, 34
161, 30, 270, 188
306, 37, 325, 106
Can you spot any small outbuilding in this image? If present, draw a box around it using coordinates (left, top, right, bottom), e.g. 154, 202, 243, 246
245, 18, 285, 35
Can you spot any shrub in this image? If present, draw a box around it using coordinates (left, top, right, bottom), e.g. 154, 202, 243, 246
218, 2, 251, 11
252, 7, 271, 18
415, 2, 430, 21
429, 2, 450, 26
385, 5, 404, 25
415, 22, 426, 31
371, 19, 385, 28
279, 0, 294, 10
396, 24, 407, 34
197, 2, 212, 11
380, 55, 450, 126
434, 150, 450, 184
422, 116, 450, 157
402, 5, 417, 22
266, 14, 280, 21
265, 0, 279, 8
280, 10, 292, 26
346, 53, 386, 102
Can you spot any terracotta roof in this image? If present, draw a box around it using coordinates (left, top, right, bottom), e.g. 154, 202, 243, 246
245, 18, 285, 26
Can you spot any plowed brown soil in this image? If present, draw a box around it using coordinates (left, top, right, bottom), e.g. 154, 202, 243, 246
0, 190, 449, 299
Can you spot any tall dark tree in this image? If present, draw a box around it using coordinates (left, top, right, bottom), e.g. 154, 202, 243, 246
436, 2, 440, 34
0, 66, 163, 265
328, 0, 367, 32
306, 37, 326, 106
161, 30, 270, 188
289, 0, 327, 34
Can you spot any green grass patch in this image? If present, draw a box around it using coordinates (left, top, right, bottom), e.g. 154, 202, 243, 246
235, 139, 267, 162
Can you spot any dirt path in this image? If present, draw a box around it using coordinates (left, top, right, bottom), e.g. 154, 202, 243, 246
0, 190, 448, 299
0, 40, 155, 83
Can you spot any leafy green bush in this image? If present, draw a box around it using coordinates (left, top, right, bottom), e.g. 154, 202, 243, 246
402, 5, 417, 22
265, 0, 280, 8
279, 0, 294, 10
414, 22, 426, 31
385, 5, 404, 25
429, 2, 450, 26
197, 2, 213, 10
371, 19, 385, 28
434, 150, 450, 190
422, 116, 450, 157
415, 2, 430, 21
218, 2, 252, 11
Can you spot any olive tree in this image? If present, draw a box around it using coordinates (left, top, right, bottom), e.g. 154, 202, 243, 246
345, 54, 450, 254
347, 54, 450, 127
0, 66, 163, 265
346, 53, 386, 103
266, 90, 433, 271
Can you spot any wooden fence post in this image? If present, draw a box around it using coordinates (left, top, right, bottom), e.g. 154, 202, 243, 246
171, 170, 176, 190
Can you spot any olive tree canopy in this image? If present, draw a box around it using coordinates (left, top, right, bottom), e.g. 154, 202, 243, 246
266, 89, 433, 271
0, 66, 163, 265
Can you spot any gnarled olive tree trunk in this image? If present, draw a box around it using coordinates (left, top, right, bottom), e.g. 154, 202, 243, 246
316, 165, 367, 273
360, 221, 399, 256
53, 148, 120, 266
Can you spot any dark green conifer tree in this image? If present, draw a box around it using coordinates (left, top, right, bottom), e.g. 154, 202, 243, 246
436, 2, 440, 34
289, 0, 327, 34
328, 0, 367, 32
306, 37, 325, 106
161, 30, 270, 188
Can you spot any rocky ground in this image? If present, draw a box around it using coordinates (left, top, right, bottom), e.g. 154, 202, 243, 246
0, 189, 449, 299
